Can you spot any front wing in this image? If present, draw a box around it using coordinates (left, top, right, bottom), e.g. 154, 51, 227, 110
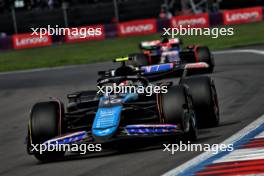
27, 124, 183, 154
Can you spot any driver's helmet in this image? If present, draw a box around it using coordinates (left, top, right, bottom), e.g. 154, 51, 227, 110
160, 36, 171, 51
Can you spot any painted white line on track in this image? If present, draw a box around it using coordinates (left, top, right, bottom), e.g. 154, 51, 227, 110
214, 49, 264, 55
0, 49, 264, 76
0, 61, 111, 76
213, 148, 264, 163
162, 114, 264, 176
255, 131, 264, 138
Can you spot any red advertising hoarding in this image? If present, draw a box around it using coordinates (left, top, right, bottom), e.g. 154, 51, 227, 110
12, 33, 52, 49
118, 19, 157, 37
171, 13, 209, 28
65, 25, 105, 43
223, 6, 263, 25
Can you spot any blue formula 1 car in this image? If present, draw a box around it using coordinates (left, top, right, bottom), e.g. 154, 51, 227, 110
26, 58, 219, 162
129, 37, 215, 73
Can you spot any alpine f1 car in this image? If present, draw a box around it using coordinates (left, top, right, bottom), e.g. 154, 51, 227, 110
26, 57, 219, 162
129, 37, 215, 73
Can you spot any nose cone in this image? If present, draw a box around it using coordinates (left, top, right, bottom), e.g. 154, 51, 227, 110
92, 106, 122, 142
92, 127, 117, 142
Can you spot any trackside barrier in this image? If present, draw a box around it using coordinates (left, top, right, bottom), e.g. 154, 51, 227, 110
0, 6, 263, 50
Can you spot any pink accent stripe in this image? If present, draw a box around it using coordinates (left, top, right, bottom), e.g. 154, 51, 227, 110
52, 98, 62, 135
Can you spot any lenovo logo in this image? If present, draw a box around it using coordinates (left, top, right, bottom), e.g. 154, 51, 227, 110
171, 14, 209, 28
177, 17, 206, 26
120, 24, 153, 34
12, 33, 52, 49
226, 12, 260, 22
223, 7, 263, 25
118, 19, 157, 36
15, 36, 49, 46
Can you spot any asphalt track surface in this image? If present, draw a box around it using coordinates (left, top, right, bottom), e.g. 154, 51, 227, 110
1, 45, 264, 176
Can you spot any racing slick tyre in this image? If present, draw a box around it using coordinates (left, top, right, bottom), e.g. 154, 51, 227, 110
27, 101, 65, 162
159, 86, 197, 141
129, 53, 149, 67
195, 46, 215, 73
181, 76, 220, 128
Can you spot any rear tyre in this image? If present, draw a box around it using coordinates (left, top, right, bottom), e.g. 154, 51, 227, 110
159, 86, 197, 141
129, 53, 149, 67
181, 76, 219, 128
27, 101, 65, 162
195, 46, 214, 73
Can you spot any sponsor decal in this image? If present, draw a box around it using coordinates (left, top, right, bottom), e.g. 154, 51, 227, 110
12, 33, 52, 49
118, 19, 157, 36
125, 124, 180, 135
143, 63, 174, 74
171, 13, 209, 28
223, 6, 263, 25
65, 25, 105, 43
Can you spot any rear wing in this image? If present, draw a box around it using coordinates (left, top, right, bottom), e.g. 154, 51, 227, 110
140, 40, 160, 49
142, 62, 209, 74
139, 38, 181, 50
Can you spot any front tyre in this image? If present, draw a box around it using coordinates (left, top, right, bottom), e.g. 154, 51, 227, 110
27, 101, 65, 162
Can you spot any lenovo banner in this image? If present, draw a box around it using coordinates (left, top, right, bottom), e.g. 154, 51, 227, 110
223, 6, 263, 25
118, 19, 157, 37
65, 25, 105, 43
12, 33, 52, 49
171, 13, 209, 28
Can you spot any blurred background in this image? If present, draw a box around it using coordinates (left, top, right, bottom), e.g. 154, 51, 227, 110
0, 0, 263, 35
0, 0, 263, 72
